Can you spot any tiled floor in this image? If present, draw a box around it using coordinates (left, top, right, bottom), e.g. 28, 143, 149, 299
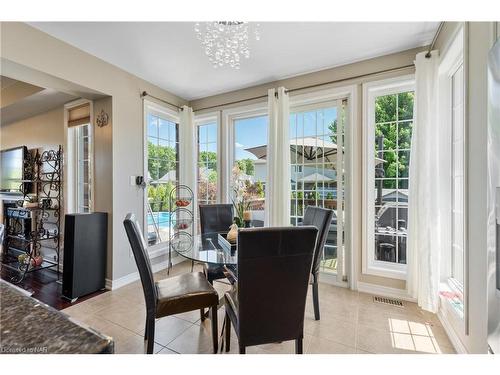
62, 261, 456, 354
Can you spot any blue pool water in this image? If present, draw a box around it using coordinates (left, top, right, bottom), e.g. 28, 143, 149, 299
148, 211, 171, 229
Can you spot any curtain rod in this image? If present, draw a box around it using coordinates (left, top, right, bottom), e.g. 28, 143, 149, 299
425, 22, 444, 58
141, 91, 184, 111
194, 64, 415, 112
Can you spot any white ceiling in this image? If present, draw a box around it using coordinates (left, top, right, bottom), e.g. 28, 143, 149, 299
29, 22, 438, 100
1, 76, 77, 125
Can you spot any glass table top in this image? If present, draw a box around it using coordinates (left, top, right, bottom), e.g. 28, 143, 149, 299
171, 232, 237, 266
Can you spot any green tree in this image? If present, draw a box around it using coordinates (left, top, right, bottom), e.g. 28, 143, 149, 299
236, 158, 255, 176
327, 92, 413, 189
148, 142, 177, 181
198, 151, 217, 170
374, 92, 414, 188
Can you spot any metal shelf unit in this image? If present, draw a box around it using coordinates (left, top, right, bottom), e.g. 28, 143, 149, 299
1, 146, 63, 283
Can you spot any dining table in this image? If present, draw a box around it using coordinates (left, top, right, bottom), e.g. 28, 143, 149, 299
171, 232, 238, 320
171, 232, 238, 268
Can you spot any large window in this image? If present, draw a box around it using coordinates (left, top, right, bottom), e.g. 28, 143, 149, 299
197, 121, 218, 205
364, 77, 414, 279
66, 101, 93, 214
451, 63, 465, 289
438, 27, 466, 328
231, 115, 268, 226
289, 101, 346, 276
74, 124, 92, 213
145, 104, 179, 247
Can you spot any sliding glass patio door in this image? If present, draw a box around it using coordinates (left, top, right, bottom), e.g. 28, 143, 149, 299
289, 100, 347, 283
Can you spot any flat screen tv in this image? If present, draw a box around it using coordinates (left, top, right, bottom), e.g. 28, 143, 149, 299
0, 146, 28, 193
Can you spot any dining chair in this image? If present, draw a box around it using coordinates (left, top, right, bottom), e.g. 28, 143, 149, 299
302, 205, 334, 321
123, 213, 219, 354
223, 226, 318, 354
199, 204, 234, 284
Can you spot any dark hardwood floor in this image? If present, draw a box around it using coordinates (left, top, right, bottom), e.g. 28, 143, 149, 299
0, 266, 106, 310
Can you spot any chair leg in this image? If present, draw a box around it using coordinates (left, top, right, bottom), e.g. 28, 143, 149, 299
224, 312, 231, 352
145, 316, 155, 354
295, 338, 303, 354
211, 303, 218, 354
312, 274, 320, 321
200, 308, 206, 321
239, 345, 246, 354
191, 260, 194, 272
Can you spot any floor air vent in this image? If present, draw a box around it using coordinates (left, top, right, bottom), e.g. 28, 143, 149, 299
373, 296, 404, 307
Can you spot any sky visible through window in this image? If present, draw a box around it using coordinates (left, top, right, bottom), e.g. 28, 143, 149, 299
234, 115, 268, 160
233, 109, 337, 161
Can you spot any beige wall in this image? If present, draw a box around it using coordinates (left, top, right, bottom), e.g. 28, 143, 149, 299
190, 47, 426, 292
92, 97, 113, 279
0, 107, 64, 150
1, 22, 187, 282
0, 107, 65, 260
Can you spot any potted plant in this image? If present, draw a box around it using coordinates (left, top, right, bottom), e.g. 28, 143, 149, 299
230, 165, 252, 227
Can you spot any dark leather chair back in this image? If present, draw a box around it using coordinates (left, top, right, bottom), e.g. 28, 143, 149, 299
123, 213, 157, 314
237, 226, 318, 346
199, 204, 234, 234
302, 206, 334, 274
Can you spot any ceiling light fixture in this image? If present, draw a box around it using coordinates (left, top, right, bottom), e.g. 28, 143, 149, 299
194, 22, 260, 70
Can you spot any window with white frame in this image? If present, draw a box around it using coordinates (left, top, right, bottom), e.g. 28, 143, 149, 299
144, 102, 179, 248
66, 101, 93, 214
289, 101, 346, 276
450, 63, 465, 290
438, 27, 466, 321
231, 113, 268, 226
363, 76, 415, 279
197, 121, 218, 205
74, 124, 92, 212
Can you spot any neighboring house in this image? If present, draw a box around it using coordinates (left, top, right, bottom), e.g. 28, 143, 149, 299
381, 189, 408, 203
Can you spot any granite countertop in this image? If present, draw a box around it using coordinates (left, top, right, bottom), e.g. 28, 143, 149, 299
0, 280, 114, 354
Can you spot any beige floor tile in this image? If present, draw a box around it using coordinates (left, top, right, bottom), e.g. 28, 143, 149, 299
304, 316, 357, 347
93, 300, 146, 334
157, 347, 179, 354
306, 336, 356, 354
356, 348, 375, 354
61, 261, 455, 355
166, 323, 220, 354
175, 309, 203, 324
255, 335, 313, 354
76, 315, 163, 354
356, 324, 411, 354
140, 316, 193, 347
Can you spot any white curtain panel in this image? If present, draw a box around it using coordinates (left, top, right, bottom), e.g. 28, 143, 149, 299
179, 105, 197, 223
407, 51, 442, 312
265, 87, 291, 227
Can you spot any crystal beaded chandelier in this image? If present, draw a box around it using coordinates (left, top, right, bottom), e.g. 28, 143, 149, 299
194, 22, 260, 69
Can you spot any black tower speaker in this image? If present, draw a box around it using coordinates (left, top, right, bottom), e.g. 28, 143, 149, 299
63, 212, 108, 301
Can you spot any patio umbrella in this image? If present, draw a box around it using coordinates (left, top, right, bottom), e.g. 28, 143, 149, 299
297, 172, 334, 183
244, 136, 385, 166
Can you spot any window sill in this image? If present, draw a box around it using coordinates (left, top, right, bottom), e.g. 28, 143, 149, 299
439, 281, 464, 320
364, 260, 407, 280
147, 242, 171, 259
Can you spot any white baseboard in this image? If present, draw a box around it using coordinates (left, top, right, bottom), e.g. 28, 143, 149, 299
437, 305, 468, 354
105, 257, 186, 291
357, 281, 416, 302
318, 272, 348, 288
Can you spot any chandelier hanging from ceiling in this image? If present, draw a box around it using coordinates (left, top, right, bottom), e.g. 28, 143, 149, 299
194, 22, 260, 70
